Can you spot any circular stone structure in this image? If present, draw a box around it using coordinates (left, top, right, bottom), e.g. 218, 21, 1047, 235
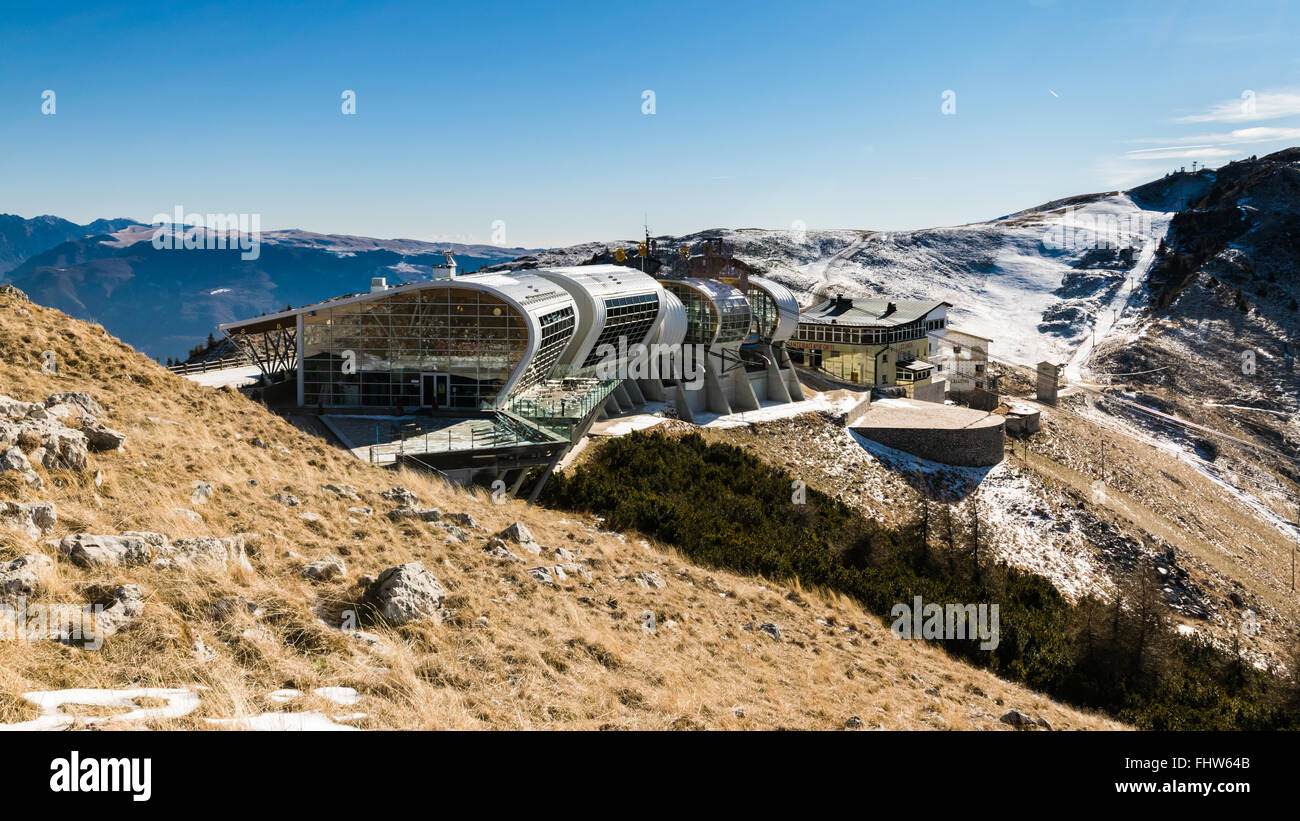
848, 397, 1005, 467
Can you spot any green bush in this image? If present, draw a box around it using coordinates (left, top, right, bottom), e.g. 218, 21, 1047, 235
540, 431, 1298, 730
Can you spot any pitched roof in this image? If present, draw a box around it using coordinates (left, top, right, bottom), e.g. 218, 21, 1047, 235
799, 297, 949, 327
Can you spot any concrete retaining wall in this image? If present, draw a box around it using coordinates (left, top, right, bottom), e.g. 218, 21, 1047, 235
853, 422, 1004, 466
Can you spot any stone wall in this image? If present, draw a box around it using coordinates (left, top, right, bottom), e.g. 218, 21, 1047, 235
851, 418, 1005, 467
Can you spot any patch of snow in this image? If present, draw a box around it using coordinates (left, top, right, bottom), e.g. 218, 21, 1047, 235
0, 688, 200, 731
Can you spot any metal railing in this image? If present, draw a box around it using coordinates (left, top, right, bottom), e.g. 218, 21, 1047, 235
503, 378, 621, 436
165, 355, 251, 375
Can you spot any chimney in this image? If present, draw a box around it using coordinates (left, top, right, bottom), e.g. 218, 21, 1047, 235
370, 277, 388, 293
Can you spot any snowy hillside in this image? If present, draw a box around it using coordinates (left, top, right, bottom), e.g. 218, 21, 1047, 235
492, 193, 1176, 366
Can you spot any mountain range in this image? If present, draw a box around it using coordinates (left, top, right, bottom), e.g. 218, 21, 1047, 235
0, 220, 537, 360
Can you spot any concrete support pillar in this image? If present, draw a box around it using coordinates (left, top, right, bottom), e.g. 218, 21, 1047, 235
729, 362, 760, 412
702, 352, 733, 416
623, 378, 646, 406
759, 345, 793, 403
637, 378, 666, 402
671, 381, 697, 424
613, 381, 636, 411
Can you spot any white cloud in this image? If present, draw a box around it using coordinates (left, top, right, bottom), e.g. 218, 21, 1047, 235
1175, 90, 1300, 123
1124, 146, 1236, 161
1128, 126, 1300, 147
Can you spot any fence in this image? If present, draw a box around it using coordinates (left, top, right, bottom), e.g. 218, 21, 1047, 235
165, 356, 250, 375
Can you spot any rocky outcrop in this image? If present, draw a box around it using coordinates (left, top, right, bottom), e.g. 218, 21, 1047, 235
364, 562, 446, 625
82, 423, 127, 452
301, 556, 347, 582
321, 484, 359, 500
497, 522, 542, 555
155, 535, 251, 572
0, 552, 53, 597
0, 391, 123, 475
386, 505, 441, 522
1, 501, 57, 540
57, 532, 163, 568
0, 445, 42, 489
92, 585, 146, 637
380, 487, 418, 506
44, 392, 104, 422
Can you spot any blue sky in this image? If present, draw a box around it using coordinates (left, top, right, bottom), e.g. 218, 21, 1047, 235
3, 0, 1300, 247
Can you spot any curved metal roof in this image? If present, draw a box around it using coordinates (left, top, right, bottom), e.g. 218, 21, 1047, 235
662, 277, 752, 346
651, 288, 687, 349
529, 266, 664, 368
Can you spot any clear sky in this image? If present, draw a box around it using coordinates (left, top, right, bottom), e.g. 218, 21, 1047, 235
3, 0, 1299, 248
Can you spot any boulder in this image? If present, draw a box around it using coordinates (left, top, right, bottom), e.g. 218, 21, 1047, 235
634, 570, 666, 590
156, 535, 250, 572
0, 396, 47, 420
0, 553, 53, 597
0, 445, 31, 472
498, 522, 542, 554
386, 505, 441, 522
365, 562, 446, 625
526, 566, 555, 585
301, 555, 347, 582
0, 446, 42, 489
499, 522, 534, 543
272, 492, 301, 507
57, 533, 162, 568
999, 709, 1039, 730
443, 512, 480, 530
91, 585, 145, 637
321, 484, 360, 500
381, 487, 418, 506
483, 538, 524, 563
44, 392, 104, 422
82, 423, 126, 452
38, 430, 88, 471
1, 501, 57, 539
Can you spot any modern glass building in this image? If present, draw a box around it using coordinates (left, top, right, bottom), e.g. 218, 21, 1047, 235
717, 275, 800, 344
660, 278, 752, 347
221, 271, 578, 410
529, 267, 667, 375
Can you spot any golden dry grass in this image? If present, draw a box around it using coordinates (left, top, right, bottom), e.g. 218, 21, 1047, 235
0, 291, 1123, 730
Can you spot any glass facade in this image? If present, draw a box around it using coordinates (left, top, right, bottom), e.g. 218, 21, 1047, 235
794, 319, 927, 345
662, 281, 752, 346
744, 287, 781, 340
300, 287, 574, 409
580, 293, 661, 367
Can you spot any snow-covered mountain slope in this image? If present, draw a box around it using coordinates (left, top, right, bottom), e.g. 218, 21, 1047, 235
0, 214, 139, 275
493, 194, 1175, 366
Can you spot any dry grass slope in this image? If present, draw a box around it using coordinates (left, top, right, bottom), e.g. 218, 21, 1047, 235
0, 291, 1122, 730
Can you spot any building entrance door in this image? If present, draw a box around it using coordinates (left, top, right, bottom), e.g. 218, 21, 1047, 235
421, 373, 449, 409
